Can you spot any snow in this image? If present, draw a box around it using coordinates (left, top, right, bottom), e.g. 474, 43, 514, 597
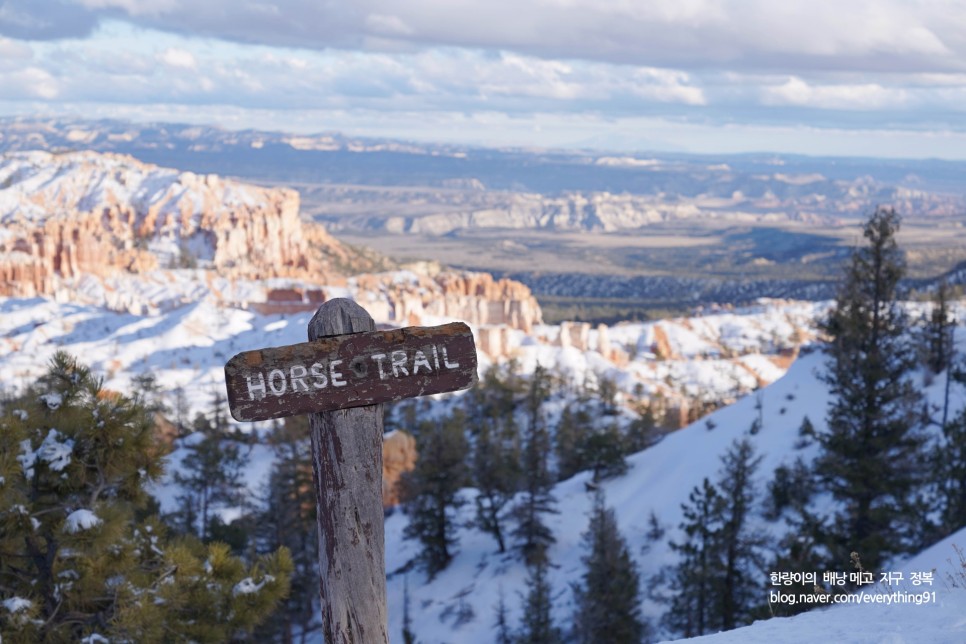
17, 439, 37, 479
80, 635, 109, 644
64, 509, 103, 533
5, 284, 961, 644
0, 293, 824, 434
669, 530, 966, 643
38, 392, 63, 410
1, 597, 31, 613
36, 429, 74, 472
233, 575, 275, 596
17, 430, 76, 479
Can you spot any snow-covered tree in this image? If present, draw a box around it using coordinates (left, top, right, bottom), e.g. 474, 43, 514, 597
0, 352, 291, 642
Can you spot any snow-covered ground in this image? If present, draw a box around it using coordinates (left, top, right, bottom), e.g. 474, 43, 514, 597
673, 528, 966, 644
0, 292, 824, 430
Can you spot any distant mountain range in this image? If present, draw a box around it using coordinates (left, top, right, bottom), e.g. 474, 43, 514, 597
2, 116, 964, 205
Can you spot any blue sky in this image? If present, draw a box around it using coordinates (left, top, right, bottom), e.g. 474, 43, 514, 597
1, 1, 965, 158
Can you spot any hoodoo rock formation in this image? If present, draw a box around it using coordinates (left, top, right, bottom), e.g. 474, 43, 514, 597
0, 151, 372, 298
354, 271, 542, 334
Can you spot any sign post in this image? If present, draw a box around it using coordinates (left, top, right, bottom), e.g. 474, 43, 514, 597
224, 298, 478, 643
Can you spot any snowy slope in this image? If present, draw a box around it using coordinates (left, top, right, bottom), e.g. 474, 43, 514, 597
383, 325, 966, 644
671, 527, 966, 644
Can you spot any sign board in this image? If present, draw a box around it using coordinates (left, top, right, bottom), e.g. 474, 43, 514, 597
224, 321, 478, 422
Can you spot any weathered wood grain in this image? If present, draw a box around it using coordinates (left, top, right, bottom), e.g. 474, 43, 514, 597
224, 320, 478, 422
308, 298, 388, 644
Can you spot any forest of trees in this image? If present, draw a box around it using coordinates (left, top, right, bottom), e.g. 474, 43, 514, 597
2, 205, 963, 642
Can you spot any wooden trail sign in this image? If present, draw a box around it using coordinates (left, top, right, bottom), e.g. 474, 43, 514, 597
223, 298, 479, 644
224, 319, 478, 422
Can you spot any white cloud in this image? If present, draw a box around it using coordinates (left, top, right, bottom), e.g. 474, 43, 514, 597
0, 37, 32, 60
0, 67, 59, 99
158, 47, 197, 69
762, 77, 910, 110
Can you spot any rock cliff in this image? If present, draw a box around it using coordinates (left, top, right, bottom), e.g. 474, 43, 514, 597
0, 151, 375, 298
353, 270, 542, 333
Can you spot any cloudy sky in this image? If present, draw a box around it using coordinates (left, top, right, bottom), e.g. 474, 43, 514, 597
1, 0, 965, 157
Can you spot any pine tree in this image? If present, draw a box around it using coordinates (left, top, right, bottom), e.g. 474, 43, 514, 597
766, 457, 828, 617
172, 385, 191, 436
401, 411, 469, 578
0, 352, 291, 643
816, 206, 924, 573
131, 372, 168, 416
715, 439, 764, 630
624, 406, 662, 454
579, 423, 628, 483
473, 417, 521, 553
572, 489, 647, 644
173, 406, 247, 542
554, 405, 585, 481
923, 279, 955, 376
923, 281, 964, 540
517, 558, 561, 644
597, 375, 619, 415
494, 588, 513, 644
936, 406, 966, 536
663, 439, 764, 633
663, 478, 724, 638
512, 365, 558, 565
254, 415, 321, 643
